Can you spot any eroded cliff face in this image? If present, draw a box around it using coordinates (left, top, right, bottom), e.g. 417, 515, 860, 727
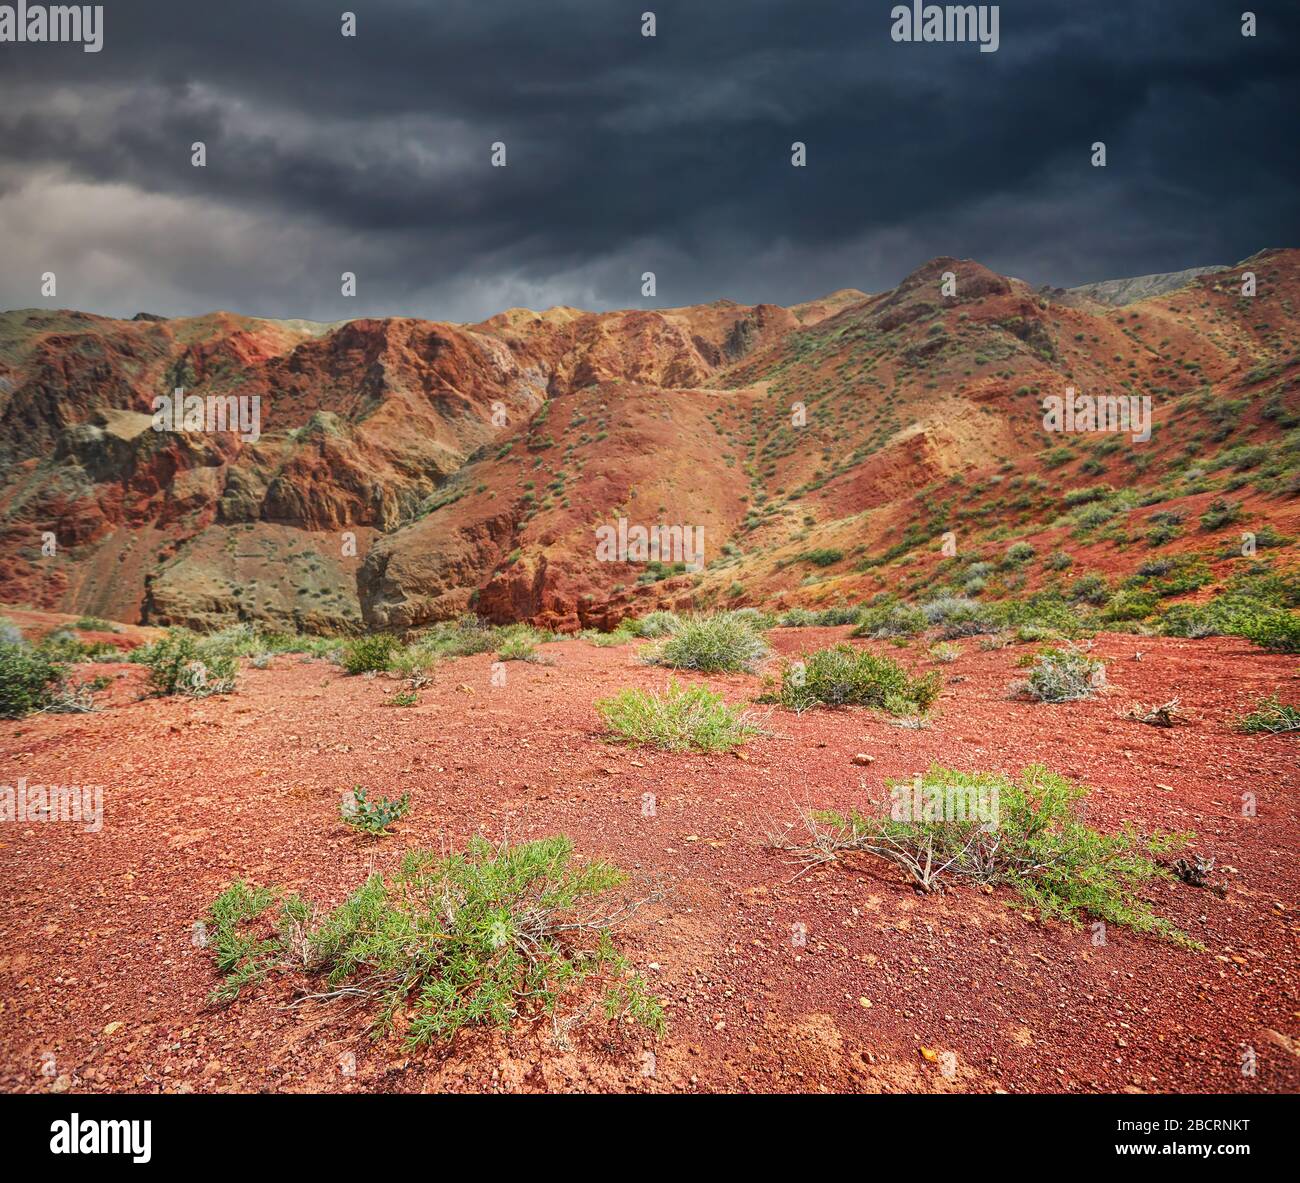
2, 249, 1297, 633
0, 297, 776, 629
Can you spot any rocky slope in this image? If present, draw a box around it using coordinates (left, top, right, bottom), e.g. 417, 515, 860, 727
1, 250, 1296, 632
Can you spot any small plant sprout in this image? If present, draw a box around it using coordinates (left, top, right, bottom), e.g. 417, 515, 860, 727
341, 786, 411, 836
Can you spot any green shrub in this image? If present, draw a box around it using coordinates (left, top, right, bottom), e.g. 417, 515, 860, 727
141, 631, 237, 696
1199, 498, 1242, 531
1071, 503, 1119, 533
801, 548, 844, 568
811, 605, 864, 626
776, 765, 1195, 945
342, 633, 399, 675
580, 626, 637, 647
342, 786, 411, 836
922, 597, 998, 639
653, 612, 769, 673
596, 681, 759, 752
0, 642, 64, 718
205, 836, 665, 1042
198, 623, 262, 660
768, 644, 941, 714
418, 616, 500, 658
497, 635, 540, 662
1069, 573, 1111, 606
1098, 589, 1160, 624
1015, 646, 1105, 702
1237, 695, 1300, 734
983, 593, 1091, 637
388, 641, 437, 684
1004, 542, 1036, 565
1240, 611, 1300, 653
74, 616, 117, 632
37, 629, 92, 662
1129, 555, 1212, 597
727, 607, 777, 630
1063, 485, 1114, 507
852, 602, 927, 639
627, 611, 682, 638
205, 881, 283, 1002
1159, 567, 1300, 646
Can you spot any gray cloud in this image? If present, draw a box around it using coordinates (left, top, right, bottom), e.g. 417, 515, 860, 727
0, 0, 1296, 321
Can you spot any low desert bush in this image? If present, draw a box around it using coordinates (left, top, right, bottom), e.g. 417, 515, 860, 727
626, 611, 682, 638
205, 836, 665, 1042
0, 641, 64, 717
494, 625, 549, 662
1014, 646, 1105, 702
771, 764, 1196, 946
1159, 565, 1300, 650
388, 641, 438, 684
767, 644, 941, 715
1069, 573, 1111, 607
1236, 695, 1300, 735
596, 681, 759, 752
652, 612, 769, 673
140, 631, 237, 696
419, 616, 500, 658
342, 633, 400, 675
496, 635, 539, 661
780, 605, 863, 627
1239, 611, 1300, 654
579, 626, 636, 647
1199, 498, 1242, 531
852, 602, 927, 639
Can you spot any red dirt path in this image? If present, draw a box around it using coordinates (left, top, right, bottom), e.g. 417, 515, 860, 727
1, 628, 1297, 1094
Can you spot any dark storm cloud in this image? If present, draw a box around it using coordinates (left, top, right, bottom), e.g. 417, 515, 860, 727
0, 0, 1296, 320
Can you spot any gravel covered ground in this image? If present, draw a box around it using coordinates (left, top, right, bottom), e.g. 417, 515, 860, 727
1, 628, 1296, 1094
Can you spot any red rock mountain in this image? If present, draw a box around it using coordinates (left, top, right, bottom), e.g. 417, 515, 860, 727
1, 250, 1296, 632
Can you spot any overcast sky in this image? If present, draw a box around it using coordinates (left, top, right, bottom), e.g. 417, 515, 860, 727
0, 0, 1296, 322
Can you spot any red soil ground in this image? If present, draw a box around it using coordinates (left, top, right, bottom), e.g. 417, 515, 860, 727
1, 628, 1297, 1094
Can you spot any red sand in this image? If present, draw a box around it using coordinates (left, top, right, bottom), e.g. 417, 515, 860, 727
1, 628, 1296, 1094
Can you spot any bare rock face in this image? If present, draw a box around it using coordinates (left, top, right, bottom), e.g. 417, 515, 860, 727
2, 248, 1297, 633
